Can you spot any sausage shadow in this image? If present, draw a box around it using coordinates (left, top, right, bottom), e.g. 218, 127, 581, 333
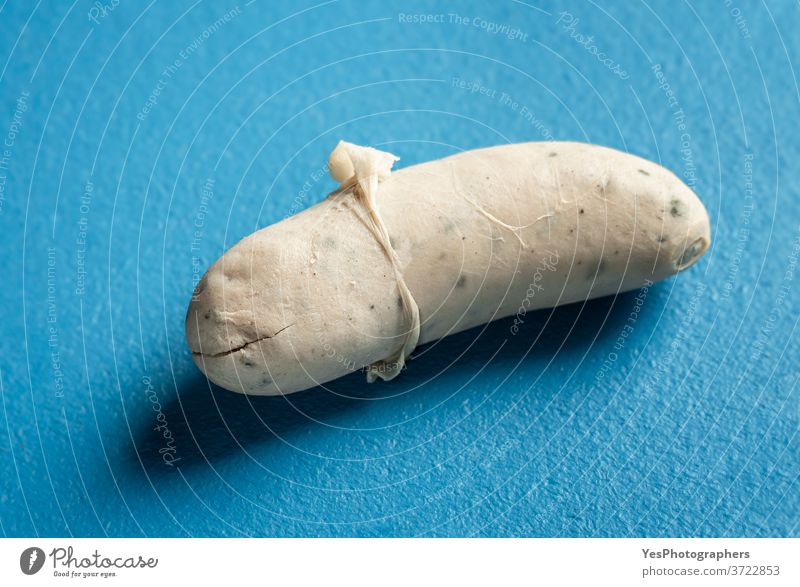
134, 287, 659, 474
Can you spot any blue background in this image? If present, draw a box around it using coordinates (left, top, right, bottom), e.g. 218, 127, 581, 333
1, 0, 798, 537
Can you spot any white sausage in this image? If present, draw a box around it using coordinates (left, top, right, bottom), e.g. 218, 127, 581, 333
186, 141, 710, 395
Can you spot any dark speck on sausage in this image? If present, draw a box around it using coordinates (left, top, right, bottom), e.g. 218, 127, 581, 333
397, 295, 403, 308
588, 259, 606, 279
669, 199, 685, 217
638, 169, 650, 176
548, 152, 558, 157
457, 275, 467, 288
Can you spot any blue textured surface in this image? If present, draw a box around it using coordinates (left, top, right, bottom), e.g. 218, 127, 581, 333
1, 0, 798, 537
